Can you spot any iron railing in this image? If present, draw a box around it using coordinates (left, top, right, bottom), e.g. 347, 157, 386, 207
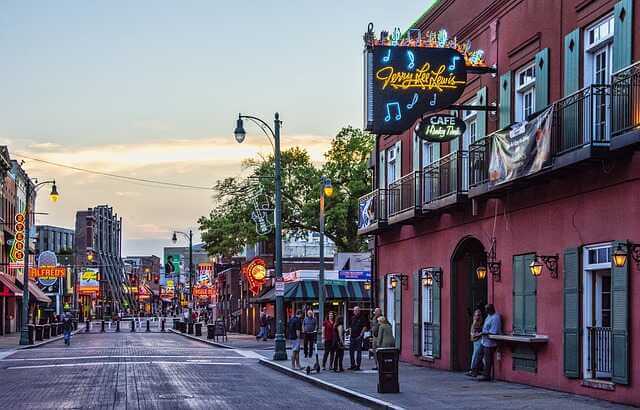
357, 188, 387, 231
611, 61, 640, 138
423, 322, 434, 357
388, 171, 420, 217
587, 326, 612, 379
552, 84, 611, 154
423, 151, 468, 204
468, 136, 491, 187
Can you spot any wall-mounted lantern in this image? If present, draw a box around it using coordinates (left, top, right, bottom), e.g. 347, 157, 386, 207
612, 242, 640, 268
530, 254, 559, 278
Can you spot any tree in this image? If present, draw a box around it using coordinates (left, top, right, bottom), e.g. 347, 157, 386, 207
198, 127, 374, 256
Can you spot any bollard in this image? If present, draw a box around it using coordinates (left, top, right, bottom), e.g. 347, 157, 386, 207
130, 320, 135, 332
116, 321, 120, 332
161, 319, 166, 332
85, 321, 90, 333
101, 320, 105, 333
146, 320, 150, 333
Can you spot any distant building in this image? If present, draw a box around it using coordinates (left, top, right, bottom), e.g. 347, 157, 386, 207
36, 225, 75, 255
123, 255, 161, 315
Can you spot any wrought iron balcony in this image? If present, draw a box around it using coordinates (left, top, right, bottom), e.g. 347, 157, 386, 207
423, 151, 468, 211
357, 188, 387, 235
611, 61, 640, 150
388, 171, 421, 223
587, 326, 612, 380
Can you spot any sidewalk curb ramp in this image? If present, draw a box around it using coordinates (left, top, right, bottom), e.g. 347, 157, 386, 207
258, 358, 405, 410
168, 328, 234, 349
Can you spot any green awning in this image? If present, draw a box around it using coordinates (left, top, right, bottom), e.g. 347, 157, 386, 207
251, 280, 369, 303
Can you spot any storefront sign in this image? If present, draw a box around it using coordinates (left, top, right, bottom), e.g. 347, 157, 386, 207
243, 257, 268, 296
488, 106, 553, 186
9, 213, 25, 265
275, 278, 285, 297
338, 270, 372, 280
29, 267, 66, 279
192, 286, 214, 298
79, 269, 99, 295
416, 114, 466, 142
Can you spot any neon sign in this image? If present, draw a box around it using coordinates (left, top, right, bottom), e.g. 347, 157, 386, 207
416, 114, 466, 143
10, 213, 26, 265
243, 257, 268, 296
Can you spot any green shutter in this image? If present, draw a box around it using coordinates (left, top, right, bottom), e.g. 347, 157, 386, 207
513, 255, 525, 334
499, 72, 512, 129
523, 254, 537, 334
563, 247, 580, 379
611, 240, 629, 385
563, 29, 581, 96
413, 271, 421, 356
394, 285, 402, 350
432, 278, 441, 358
476, 87, 487, 138
613, 0, 633, 72
535, 49, 550, 111
379, 151, 386, 189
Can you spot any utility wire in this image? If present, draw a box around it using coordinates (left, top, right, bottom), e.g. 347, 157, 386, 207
13, 153, 216, 191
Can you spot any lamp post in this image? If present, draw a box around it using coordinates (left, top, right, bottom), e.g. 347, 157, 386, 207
234, 112, 287, 361
318, 177, 333, 344
20, 180, 59, 345
172, 230, 193, 322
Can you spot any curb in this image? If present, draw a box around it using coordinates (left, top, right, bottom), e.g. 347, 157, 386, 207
258, 358, 405, 410
168, 328, 234, 349
17, 330, 81, 350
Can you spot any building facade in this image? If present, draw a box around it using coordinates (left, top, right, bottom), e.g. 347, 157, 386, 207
123, 255, 161, 315
35, 225, 75, 316
359, 0, 639, 405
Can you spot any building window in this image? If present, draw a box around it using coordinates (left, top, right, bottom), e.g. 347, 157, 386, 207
515, 63, 536, 122
386, 142, 401, 185
584, 15, 613, 140
422, 284, 433, 357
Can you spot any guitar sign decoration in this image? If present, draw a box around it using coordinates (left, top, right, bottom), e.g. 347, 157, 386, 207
416, 114, 466, 143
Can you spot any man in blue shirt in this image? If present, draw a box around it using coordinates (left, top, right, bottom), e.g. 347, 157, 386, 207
468, 304, 501, 381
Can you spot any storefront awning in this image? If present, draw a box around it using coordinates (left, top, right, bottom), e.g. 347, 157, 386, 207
16, 276, 52, 304
252, 280, 369, 303
0, 273, 23, 297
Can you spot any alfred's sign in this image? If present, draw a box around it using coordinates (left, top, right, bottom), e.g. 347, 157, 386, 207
417, 114, 466, 143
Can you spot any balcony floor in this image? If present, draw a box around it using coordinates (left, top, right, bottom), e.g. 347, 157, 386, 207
422, 193, 468, 212
610, 127, 640, 151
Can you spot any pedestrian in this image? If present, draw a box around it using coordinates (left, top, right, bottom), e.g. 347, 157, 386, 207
288, 310, 303, 370
302, 309, 317, 359
467, 309, 484, 376
62, 313, 73, 346
370, 307, 382, 370
375, 316, 396, 348
332, 317, 345, 372
348, 306, 368, 371
321, 311, 335, 370
256, 307, 268, 341
468, 304, 501, 381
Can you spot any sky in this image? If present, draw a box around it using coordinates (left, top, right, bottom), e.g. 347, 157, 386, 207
0, 0, 432, 255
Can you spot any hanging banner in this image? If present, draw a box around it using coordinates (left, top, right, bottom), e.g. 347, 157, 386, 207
416, 114, 466, 142
164, 254, 180, 277
488, 106, 553, 186
358, 195, 376, 231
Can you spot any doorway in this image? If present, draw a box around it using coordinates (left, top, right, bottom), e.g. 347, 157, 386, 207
451, 237, 487, 371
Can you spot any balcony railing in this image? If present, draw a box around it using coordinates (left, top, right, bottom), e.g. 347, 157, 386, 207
611, 61, 640, 138
357, 188, 387, 233
388, 171, 420, 218
423, 151, 468, 205
552, 84, 611, 154
468, 136, 491, 188
587, 326, 611, 379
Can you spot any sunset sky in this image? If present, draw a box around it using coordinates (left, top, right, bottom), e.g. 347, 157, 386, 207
1, 1, 431, 255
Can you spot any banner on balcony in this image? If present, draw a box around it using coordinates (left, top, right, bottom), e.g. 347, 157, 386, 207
488, 106, 553, 186
358, 195, 376, 230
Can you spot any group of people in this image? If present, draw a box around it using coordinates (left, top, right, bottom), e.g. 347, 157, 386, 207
467, 303, 501, 381
287, 306, 396, 372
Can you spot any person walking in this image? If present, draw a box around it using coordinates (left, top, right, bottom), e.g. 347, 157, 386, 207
375, 316, 396, 348
469, 304, 501, 381
348, 306, 368, 371
321, 312, 335, 370
370, 307, 382, 370
467, 309, 484, 376
62, 313, 73, 346
288, 310, 303, 370
302, 309, 317, 359
332, 317, 345, 372
256, 307, 268, 341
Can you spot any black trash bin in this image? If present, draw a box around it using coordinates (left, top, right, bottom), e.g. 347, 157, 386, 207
195, 322, 202, 337
207, 324, 215, 339
187, 322, 194, 335
27, 324, 35, 345
180, 321, 187, 333
43, 324, 51, 339
173, 319, 179, 330
35, 325, 43, 341
50, 323, 58, 337
376, 348, 400, 393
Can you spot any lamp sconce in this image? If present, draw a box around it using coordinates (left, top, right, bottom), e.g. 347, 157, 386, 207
530, 254, 559, 278
478, 237, 501, 282
389, 273, 408, 290
420, 268, 443, 288
364, 281, 372, 291
613, 242, 640, 269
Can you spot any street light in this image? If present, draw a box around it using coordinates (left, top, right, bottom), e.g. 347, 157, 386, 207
233, 112, 287, 361
20, 179, 60, 346
318, 176, 332, 349
172, 230, 193, 322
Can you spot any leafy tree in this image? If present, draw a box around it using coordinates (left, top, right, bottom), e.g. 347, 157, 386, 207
198, 127, 374, 256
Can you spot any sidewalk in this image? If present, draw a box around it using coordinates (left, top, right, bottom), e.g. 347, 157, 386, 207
0, 330, 79, 351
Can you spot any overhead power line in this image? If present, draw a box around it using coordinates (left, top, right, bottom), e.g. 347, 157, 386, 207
13, 153, 216, 191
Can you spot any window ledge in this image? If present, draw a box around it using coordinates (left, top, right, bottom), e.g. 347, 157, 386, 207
489, 334, 549, 344
419, 355, 435, 362
582, 379, 615, 391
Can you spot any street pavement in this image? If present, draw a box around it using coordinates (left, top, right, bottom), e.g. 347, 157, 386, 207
0, 331, 367, 409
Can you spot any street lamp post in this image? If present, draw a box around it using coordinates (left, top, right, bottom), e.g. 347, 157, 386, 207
234, 112, 287, 361
20, 180, 59, 345
318, 177, 333, 345
172, 230, 193, 322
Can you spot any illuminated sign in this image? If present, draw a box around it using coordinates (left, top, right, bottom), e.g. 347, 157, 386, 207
192, 286, 214, 298
416, 114, 466, 143
79, 269, 99, 294
243, 258, 268, 295
29, 267, 66, 279
10, 213, 26, 264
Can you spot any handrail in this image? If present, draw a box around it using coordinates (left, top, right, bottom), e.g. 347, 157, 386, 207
611, 60, 640, 77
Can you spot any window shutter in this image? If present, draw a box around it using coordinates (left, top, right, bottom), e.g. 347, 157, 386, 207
397, 141, 402, 178
476, 87, 487, 138
563, 29, 581, 96
563, 247, 580, 379
412, 131, 420, 172
613, 0, 633, 73
611, 240, 629, 385
499, 71, 512, 129
432, 279, 441, 358
378, 151, 386, 189
393, 286, 402, 350
413, 271, 421, 356
535, 48, 550, 111
523, 254, 537, 335
513, 255, 525, 334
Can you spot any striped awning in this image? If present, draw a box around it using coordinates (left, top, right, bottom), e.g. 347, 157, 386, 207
252, 280, 369, 303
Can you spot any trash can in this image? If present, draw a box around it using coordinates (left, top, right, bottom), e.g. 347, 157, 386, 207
207, 324, 215, 339
35, 325, 43, 341
187, 322, 194, 335
43, 324, 51, 339
195, 322, 202, 337
73, 320, 78, 330
173, 318, 179, 330
27, 324, 35, 345
50, 323, 58, 337
58, 323, 64, 334
376, 348, 400, 393
180, 321, 187, 333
